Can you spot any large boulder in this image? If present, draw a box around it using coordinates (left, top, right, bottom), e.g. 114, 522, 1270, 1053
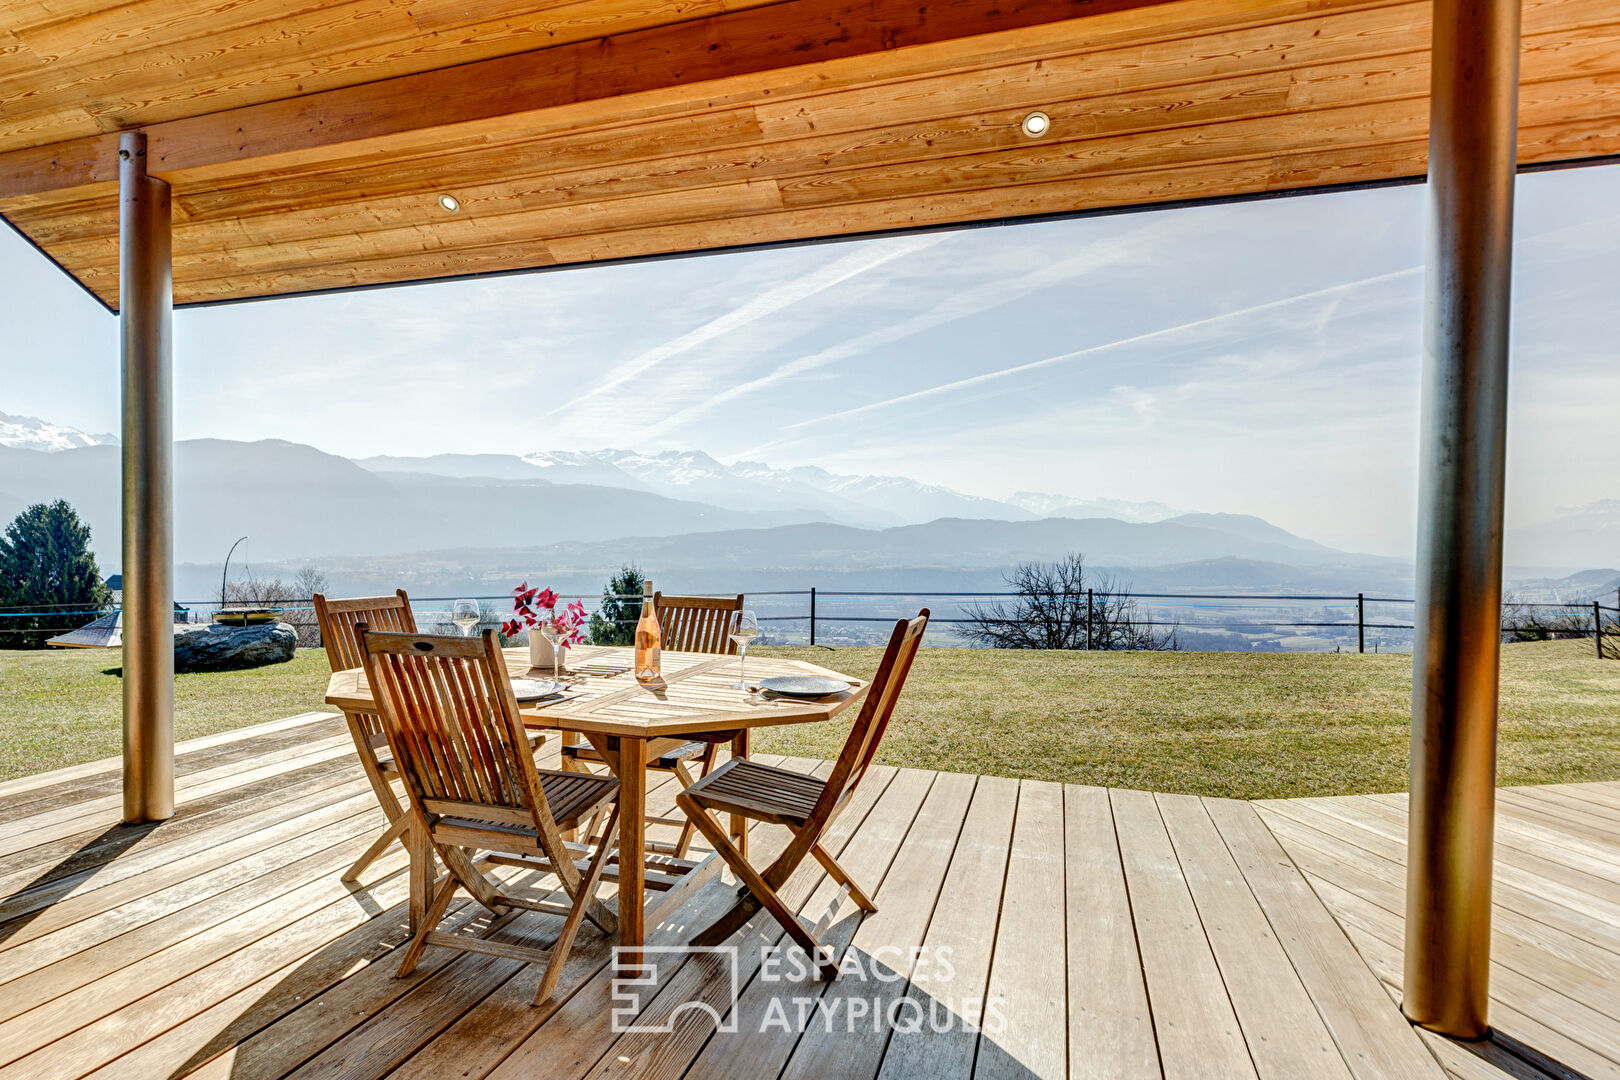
174, 621, 297, 673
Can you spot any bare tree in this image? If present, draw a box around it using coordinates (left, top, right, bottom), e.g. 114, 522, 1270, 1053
1500, 591, 1590, 643
961, 554, 1178, 651
223, 564, 327, 647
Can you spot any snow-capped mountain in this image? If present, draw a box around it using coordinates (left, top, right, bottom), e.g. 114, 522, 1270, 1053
0, 411, 116, 453
1008, 491, 1183, 523
516, 449, 1034, 526
366, 449, 1185, 528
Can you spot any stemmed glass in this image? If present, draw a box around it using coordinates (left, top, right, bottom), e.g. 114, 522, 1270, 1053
537, 607, 567, 679
452, 599, 480, 637
730, 609, 759, 689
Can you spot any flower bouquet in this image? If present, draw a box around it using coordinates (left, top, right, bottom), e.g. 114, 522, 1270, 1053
503, 583, 589, 672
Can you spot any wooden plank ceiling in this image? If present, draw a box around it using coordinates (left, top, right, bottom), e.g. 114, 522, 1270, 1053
0, 0, 1617, 308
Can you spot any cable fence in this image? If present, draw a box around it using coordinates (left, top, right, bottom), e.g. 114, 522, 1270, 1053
5, 589, 1618, 655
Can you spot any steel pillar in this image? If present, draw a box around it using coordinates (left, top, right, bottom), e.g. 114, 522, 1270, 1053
1403, 0, 1521, 1040
119, 131, 175, 824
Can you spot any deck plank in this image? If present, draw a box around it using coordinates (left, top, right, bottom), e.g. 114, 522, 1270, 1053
1111, 787, 1258, 1080
972, 779, 1068, 1080
0, 713, 339, 804
5, 716, 1619, 1080
777, 770, 976, 1080
676, 767, 931, 1080
217, 763, 701, 1080
1061, 783, 1160, 1079
877, 775, 1020, 1080
0, 805, 385, 1018
1156, 793, 1353, 1080
1206, 798, 1445, 1080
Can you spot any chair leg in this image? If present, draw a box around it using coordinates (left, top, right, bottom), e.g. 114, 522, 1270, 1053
342, 813, 411, 883
670, 743, 718, 859
536, 807, 621, 1005
677, 795, 838, 980
811, 841, 877, 912
729, 731, 750, 862
398, 873, 459, 977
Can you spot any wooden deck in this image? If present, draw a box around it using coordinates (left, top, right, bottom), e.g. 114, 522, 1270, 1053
1, 712, 1615, 1080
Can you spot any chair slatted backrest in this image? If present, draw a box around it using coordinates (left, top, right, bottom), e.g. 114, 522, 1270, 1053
313, 590, 417, 744
654, 592, 745, 655
814, 610, 929, 821
357, 627, 566, 844
313, 590, 416, 672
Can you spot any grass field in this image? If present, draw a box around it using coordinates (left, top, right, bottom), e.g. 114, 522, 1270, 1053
2, 639, 1617, 798
0, 647, 333, 783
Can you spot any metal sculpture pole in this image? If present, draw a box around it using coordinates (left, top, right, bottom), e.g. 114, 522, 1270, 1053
120, 131, 176, 824
1403, 0, 1520, 1039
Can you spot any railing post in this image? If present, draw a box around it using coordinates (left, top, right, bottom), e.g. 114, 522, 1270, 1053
809, 587, 816, 646
1086, 589, 1094, 650
1357, 593, 1366, 654
1403, 0, 1519, 1040
119, 130, 175, 825
1596, 601, 1604, 659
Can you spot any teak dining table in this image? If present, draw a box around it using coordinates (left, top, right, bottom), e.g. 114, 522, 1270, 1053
325, 644, 868, 971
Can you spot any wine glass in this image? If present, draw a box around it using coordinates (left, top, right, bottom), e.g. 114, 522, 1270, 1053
537, 607, 566, 678
452, 599, 480, 637
730, 609, 759, 689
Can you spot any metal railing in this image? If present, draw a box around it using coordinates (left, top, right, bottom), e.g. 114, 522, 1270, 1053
5, 588, 1618, 654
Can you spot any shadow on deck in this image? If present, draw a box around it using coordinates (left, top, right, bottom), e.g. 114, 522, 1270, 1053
0, 712, 1615, 1080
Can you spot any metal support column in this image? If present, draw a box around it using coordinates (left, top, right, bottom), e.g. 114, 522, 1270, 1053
119, 131, 175, 824
1403, 0, 1520, 1040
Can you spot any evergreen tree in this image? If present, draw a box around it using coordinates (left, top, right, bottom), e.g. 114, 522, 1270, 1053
588, 565, 645, 645
0, 501, 113, 649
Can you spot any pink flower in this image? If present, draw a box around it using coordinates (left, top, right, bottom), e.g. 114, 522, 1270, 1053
508, 582, 577, 640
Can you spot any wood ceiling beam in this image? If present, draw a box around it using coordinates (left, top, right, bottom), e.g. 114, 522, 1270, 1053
0, 0, 1187, 201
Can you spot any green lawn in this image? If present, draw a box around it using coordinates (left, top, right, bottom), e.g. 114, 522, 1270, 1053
0, 647, 332, 783
3, 640, 1617, 799
753, 638, 1620, 799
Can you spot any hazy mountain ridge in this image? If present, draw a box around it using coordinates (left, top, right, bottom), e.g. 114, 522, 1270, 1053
5, 408, 1609, 583
1506, 500, 1620, 569
292, 515, 1392, 580
0, 440, 829, 566
368, 448, 1037, 528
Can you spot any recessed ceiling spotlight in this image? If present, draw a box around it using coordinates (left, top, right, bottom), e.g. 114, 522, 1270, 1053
1020, 111, 1051, 138
437, 193, 461, 213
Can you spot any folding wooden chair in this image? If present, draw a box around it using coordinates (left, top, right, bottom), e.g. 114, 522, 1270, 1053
561, 591, 745, 857
358, 626, 621, 1004
312, 590, 418, 882
314, 589, 545, 882
678, 609, 929, 978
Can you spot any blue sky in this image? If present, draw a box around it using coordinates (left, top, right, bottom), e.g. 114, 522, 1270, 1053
3, 163, 1617, 557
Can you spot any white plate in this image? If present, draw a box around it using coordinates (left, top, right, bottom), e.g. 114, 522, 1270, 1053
510, 679, 566, 703
757, 676, 851, 698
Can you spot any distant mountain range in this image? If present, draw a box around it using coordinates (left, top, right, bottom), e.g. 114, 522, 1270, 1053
1, 408, 1610, 586
186, 522, 1403, 604
360, 449, 1045, 528
1505, 501, 1620, 570
0, 439, 823, 566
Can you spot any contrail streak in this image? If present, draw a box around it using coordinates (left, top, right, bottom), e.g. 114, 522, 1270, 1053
746, 265, 1421, 453
540, 234, 949, 420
